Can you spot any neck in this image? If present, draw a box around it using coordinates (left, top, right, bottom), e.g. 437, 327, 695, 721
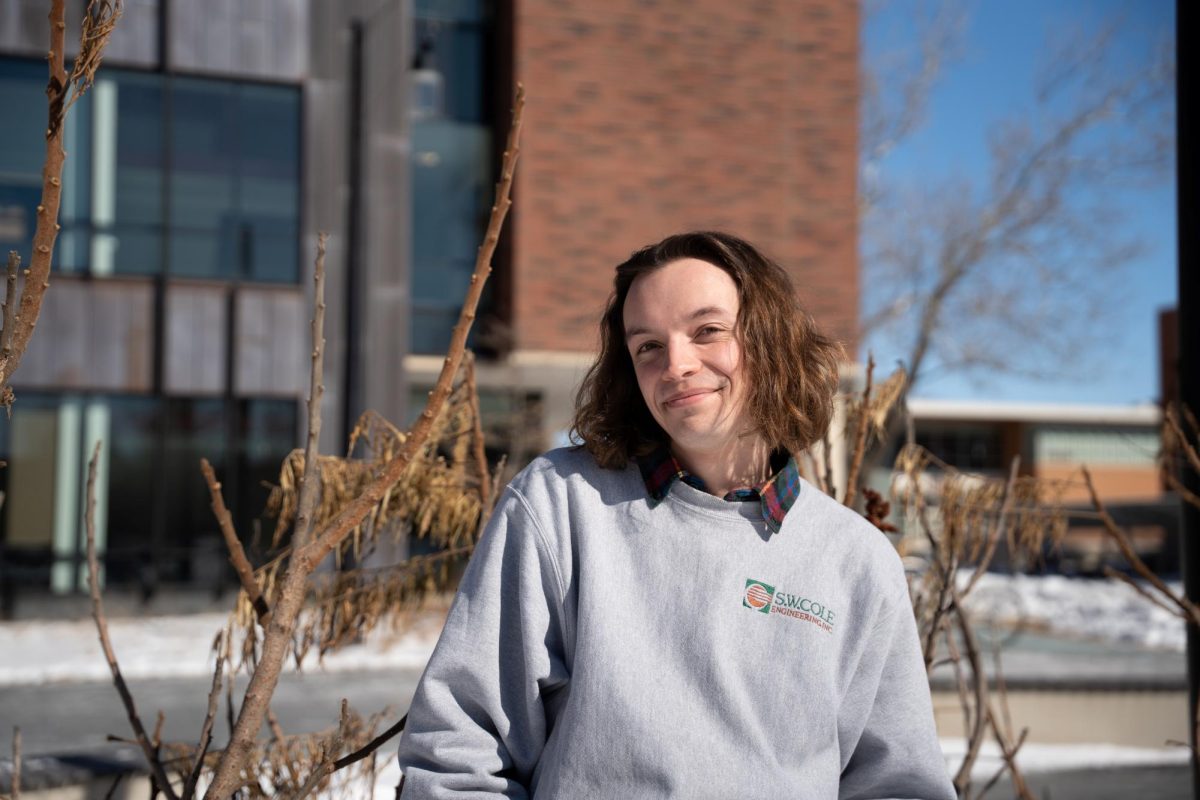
672, 435, 773, 497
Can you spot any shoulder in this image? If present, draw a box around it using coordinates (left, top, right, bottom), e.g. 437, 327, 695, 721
792, 480, 908, 604
506, 446, 641, 507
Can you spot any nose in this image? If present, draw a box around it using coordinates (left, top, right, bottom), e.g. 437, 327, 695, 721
663, 337, 699, 381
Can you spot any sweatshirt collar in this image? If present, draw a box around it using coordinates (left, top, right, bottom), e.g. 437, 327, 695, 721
637, 447, 801, 533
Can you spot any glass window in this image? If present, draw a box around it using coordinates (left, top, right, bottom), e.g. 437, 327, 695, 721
104, 396, 163, 584
107, 72, 165, 276
0, 60, 62, 270
411, 1, 492, 354
237, 398, 299, 551
238, 85, 301, 283
162, 398, 229, 583
170, 78, 300, 282
0, 58, 300, 283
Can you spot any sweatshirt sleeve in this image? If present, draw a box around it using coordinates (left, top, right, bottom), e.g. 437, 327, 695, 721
837, 588, 955, 800
396, 485, 571, 798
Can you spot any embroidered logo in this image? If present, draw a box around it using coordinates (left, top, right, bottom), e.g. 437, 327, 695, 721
743, 579, 775, 613
743, 577, 836, 633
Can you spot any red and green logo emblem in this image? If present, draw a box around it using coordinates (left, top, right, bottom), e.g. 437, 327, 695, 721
743, 579, 775, 613
742, 577, 837, 633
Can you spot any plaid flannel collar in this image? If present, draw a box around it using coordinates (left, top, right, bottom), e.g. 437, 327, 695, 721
636, 447, 801, 534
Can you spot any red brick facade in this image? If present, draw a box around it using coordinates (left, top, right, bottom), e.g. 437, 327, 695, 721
511, 0, 860, 354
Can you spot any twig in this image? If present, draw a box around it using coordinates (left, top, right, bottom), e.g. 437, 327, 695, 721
200, 458, 269, 622
291, 700, 350, 800
464, 353, 492, 522
942, 623, 975, 758
843, 354, 874, 508
1162, 468, 1200, 509
1, 253, 18, 361
961, 457, 1020, 599
294, 232, 329, 552
181, 633, 226, 800
977, 727, 1029, 799
1083, 466, 1200, 627
103, 773, 125, 800
1102, 566, 1186, 619
919, 501, 956, 673
85, 441, 180, 800
984, 646, 1035, 800
334, 713, 407, 771
0, 0, 118, 401
201, 85, 526, 800
951, 594, 989, 797
489, 454, 508, 517
1166, 406, 1200, 477
11, 725, 20, 800
267, 709, 286, 743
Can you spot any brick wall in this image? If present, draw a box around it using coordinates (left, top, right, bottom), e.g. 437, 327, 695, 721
511, 0, 860, 354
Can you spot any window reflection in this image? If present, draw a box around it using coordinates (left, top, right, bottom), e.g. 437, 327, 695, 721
0, 58, 300, 283
411, 2, 493, 354
0, 394, 298, 597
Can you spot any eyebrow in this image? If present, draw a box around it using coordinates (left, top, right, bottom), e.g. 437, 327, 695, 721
624, 306, 734, 341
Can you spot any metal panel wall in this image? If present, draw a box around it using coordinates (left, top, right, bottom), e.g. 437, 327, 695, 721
305, 0, 411, 452
0, 0, 158, 67
164, 283, 227, 395
13, 276, 153, 391
169, 0, 307, 82
235, 286, 306, 396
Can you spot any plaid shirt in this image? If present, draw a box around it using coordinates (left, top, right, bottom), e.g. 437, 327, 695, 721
637, 447, 802, 534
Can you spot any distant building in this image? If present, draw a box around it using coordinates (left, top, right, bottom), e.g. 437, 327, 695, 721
880, 399, 1174, 575
0, 1, 860, 612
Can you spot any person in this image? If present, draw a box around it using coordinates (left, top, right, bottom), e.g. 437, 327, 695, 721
396, 231, 954, 799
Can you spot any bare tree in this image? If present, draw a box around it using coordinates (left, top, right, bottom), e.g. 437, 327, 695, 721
860, 6, 1174, 393
0, 0, 120, 407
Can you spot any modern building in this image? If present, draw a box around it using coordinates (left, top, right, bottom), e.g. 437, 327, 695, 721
878, 399, 1174, 575
0, 0, 860, 612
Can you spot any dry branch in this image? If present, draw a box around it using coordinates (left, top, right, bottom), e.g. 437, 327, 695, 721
85, 441, 180, 800
201, 458, 269, 623
10, 726, 19, 800
960, 457, 1020, 599
950, 594, 988, 797
181, 633, 226, 800
1, 253, 19, 361
464, 353, 492, 521
0, 0, 120, 402
333, 713, 407, 772
290, 700, 349, 800
201, 84, 526, 800
294, 233, 329, 552
1083, 466, 1200, 627
842, 354, 874, 509
1166, 406, 1200, 478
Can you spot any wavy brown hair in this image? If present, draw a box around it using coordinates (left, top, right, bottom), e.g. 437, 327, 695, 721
573, 231, 843, 469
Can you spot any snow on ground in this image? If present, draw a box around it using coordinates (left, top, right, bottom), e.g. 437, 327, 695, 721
958, 571, 1186, 652
940, 739, 1190, 779
355, 741, 1190, 798
0, 572, 1184, 685
0, 609, 444, 686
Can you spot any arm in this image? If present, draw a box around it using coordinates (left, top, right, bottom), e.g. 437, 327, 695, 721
397, 486, 570, 798
838, 590, 956, 800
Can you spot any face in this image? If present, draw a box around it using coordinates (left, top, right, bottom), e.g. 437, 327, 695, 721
622, 258, 755, 458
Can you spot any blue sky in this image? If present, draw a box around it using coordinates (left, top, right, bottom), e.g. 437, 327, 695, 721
861, 0, 1176, 406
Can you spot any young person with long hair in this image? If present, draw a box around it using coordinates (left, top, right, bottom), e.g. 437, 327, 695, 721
397, 231, 953, 799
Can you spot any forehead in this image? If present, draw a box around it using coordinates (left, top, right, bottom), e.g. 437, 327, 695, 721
622, 258, 740, 329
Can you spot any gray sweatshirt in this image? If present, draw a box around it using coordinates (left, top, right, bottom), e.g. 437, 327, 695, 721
397, 447, 954, 799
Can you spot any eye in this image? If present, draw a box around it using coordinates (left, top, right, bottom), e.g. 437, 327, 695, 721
696, 325, 725, 338
634, 341, 661, 356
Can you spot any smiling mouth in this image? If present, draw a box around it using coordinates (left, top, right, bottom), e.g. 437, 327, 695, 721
663, 388, 718, 408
